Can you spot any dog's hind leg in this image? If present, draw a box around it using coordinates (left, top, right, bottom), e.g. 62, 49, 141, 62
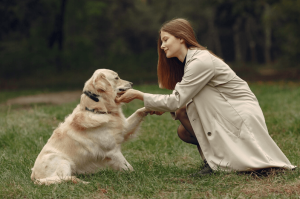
34, 176, 87, 185
106, 151, 134, 171
34, 160, 88, 185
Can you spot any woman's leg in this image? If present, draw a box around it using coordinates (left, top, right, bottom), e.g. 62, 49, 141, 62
176, 106, 202, 154
176, 106, 213, 176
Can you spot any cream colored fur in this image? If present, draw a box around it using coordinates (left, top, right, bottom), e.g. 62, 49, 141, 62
31, 69, 149, 185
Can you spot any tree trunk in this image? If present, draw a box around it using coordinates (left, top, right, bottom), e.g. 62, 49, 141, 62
58, 0, 67, 51
233, 17, 243, 63
207, 7, 223, 58
48, 0, 67, 72
159, 0, 171, 24
48, 0, 67, 50
246, 16, 257, 63
264, 3, 272, 65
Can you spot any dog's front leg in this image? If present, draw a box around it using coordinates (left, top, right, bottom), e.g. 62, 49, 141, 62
123, 107, 149, 141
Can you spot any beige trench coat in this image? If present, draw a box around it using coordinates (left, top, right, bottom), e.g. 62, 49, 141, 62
144, 49, 295, 171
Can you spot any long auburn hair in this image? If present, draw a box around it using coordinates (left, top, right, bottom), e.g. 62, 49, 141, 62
157, 18, 217, 90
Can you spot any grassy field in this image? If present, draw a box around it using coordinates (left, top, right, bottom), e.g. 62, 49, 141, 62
0, 82, 300, 198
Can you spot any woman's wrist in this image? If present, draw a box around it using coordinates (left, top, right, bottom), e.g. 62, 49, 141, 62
136, 90, 144, 101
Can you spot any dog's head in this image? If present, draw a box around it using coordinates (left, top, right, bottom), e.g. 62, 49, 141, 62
87, 69, 132, 96
81, 69, 132, 112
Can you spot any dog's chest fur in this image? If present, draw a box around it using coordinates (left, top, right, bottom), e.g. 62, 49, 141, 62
58, 107, 125, 147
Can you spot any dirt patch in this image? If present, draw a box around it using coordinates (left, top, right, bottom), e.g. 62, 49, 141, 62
4, 90, 82, 105
240, 180, 300, 197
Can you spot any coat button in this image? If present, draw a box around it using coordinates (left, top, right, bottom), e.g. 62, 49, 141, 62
207, 132, 212, 136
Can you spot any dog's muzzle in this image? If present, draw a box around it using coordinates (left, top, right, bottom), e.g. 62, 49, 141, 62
117, 82, 133, 93
118, 87, 131, 92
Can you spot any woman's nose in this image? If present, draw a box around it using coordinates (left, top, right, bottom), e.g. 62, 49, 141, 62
161, 43, 165, 49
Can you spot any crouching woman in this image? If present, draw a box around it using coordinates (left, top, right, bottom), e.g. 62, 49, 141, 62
116, 18, 295, 175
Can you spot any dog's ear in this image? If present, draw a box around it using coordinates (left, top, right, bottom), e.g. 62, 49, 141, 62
93, 72, 110, 92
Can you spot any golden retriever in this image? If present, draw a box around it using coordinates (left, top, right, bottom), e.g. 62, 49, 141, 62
31, 69, 149, 185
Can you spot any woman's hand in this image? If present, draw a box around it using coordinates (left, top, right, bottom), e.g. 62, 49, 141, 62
115, 89, 144, 103
148, 111, 165, 116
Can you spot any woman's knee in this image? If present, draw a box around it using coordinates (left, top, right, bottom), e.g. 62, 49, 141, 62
177, 125, 192, 142
175, 106, 187, 120
177, 124, 187, 141
177, 124, 199, 145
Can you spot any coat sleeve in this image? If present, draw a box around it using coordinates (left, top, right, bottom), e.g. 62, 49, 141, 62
144, 55, 215, 112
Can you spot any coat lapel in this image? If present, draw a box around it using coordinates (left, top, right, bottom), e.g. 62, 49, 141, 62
185, 48, 199, 68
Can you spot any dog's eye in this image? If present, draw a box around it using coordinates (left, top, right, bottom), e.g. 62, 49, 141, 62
115, 77, 119, 80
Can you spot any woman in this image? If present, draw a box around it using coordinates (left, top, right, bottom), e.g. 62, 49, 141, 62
116, 18, 295, 175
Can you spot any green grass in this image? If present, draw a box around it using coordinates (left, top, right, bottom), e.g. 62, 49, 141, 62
0, 83, 300, 198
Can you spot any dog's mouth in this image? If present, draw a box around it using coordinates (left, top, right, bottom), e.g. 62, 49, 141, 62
117, 87, 131, 97
118, 88, 130, 92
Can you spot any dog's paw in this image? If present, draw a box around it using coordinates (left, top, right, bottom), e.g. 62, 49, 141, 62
34, 179, 57, 186
70, 176, 89, 184
137, 107, 151, 116
122, 164, 134, 171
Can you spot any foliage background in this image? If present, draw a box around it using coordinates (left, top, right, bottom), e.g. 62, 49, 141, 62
1, 0, 300, 90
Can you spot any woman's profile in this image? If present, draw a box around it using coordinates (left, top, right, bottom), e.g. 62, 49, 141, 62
116, 18, 295, 176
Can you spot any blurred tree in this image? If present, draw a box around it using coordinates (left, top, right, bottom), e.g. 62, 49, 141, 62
273, 0, 300, 65
0, 0, 52, 77
245, 14, 258, 63
263, 2, 273, 65
1, 0, 300, 89
48, 0, 67, 51
48, 0, 67, 71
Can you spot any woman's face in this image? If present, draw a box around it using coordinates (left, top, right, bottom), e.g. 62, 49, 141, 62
160, 31, 183, 59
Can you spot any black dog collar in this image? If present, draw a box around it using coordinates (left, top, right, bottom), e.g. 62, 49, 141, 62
83, 91, 99, 102
85, 107, 110, 114
83, 91, 112, 114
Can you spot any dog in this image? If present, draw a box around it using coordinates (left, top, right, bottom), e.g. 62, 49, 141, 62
31, 69, 149, 185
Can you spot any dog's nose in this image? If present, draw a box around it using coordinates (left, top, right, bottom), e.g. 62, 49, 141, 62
124, 82, 132, 89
